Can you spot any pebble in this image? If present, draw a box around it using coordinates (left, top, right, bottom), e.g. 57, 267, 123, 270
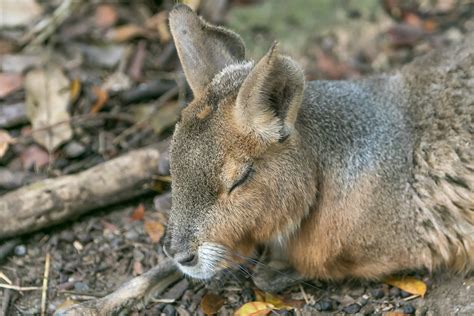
315, 299, 333, 311
389, 286, 400, 297
64, 141, 86, 159
154, 192, 172, 212
400, 290, 412, 298
163, 304, 177, 316
370, 288, 385, 299
59, 231, 75, 243
403, 304, 416, 314
14, 245, 27, 256
163, 279, 189, 300
74, 282, 89, 292
343, 303, 361, 314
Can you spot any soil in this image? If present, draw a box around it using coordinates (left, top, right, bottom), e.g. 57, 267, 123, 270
0, 0, 473, 315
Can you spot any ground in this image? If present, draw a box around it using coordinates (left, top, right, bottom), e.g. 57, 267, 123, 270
0, 0, 473, 315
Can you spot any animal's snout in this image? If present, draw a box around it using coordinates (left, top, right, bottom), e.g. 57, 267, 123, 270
163, 232, 199, 267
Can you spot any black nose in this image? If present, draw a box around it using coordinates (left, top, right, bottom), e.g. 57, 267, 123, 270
174, 253, 198, 266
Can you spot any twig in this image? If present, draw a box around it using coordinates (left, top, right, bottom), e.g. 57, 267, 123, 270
1, 288, 11, 316
299, 284, 310, 305
41, 253, 51, 316
0, 284, 42, 291
22, 0, 83, 48
113, 86, 179, 145
0, 272, 12, 285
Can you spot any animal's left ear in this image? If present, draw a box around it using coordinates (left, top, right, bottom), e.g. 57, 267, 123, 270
234, 44, 305, 143
169, 4, 245, 97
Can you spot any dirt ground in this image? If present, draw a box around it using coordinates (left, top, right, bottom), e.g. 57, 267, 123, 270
0, 0, 473, 315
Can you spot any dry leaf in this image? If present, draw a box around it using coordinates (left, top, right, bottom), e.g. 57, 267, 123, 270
144, 220, 165, 243
25, 65, 73, 152
385, 276, 427, 297
20, 144, 50, 169
106, 24, 148, 42
0, 73, 23, 98
131, 203, 145, 221
90, 86, 109, 113
131, 101, 180, 135
0, 0, 43, 28
201, 293, 225, 315
70, 79, 81, 103
184, 0, 201, 10
56, 298, 79, 311
253, 290, 294, 310
384, 312, 408, 316
0, 129, 15, 158
234, 302, 273, 316
95, 4, 118, 29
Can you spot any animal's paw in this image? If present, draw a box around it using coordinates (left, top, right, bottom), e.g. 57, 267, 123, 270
252, 261, 305, 293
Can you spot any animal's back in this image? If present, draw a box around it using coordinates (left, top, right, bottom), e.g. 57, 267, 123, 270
401, 35, 474, 271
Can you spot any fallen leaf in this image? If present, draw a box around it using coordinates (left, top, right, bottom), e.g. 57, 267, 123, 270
0, 73, 23, 98
106, 24, 148, 42
184, 0, 201, 10
384, 312, 408, 316
201, 293, 225, 315
144, 220, 165, 243
70, 79, 81, 103
56, 298, 79, 311
90, 86, 109, 113
234, 302, 273, 316
0, 130, 15, 158
25, 65, 73, 152
102, 72, 132, 92
387, 23, 424, 47
131, 203, 145, 221
253, 290, 295, 310
0, 0, 43, 28
385, 276, 427, 297
20, 145, 50, 169
95, 4, 118, 29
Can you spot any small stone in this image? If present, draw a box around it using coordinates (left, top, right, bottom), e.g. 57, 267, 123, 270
14, 245, 27, 256
350, 287, 365, 297
400, 290, 411, 298
154, 192, 172, 212
163, 304, 177, 316
76, 232, 92, 244
125, 230, 139, 241
74, 282, 89, 292
371, 287, 385, 299
59, 231, 75, 243
241, 287, 255, 302
389, 286, 400, 297
403, 304, 416, 314
315, 299, 333, 311
64, 141, 86, 159
343, 303, 361, 314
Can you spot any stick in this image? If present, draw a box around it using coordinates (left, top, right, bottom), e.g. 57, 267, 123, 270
55, 259, 181, 315
41, 253, 51, 316
0, 284, 42, 291
0, 146, 162, 240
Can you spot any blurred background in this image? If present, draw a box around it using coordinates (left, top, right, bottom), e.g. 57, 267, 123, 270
0, 0, 473, 314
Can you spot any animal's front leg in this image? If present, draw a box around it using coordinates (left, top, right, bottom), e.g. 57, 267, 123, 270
252, 243, 306, 293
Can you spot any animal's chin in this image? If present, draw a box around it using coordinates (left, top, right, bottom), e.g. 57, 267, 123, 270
175, 242, 228, 280
177, 263, 219, 280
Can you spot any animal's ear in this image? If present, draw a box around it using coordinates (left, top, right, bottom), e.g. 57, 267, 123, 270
235, 44, 305, 143
169, 4, 246, 97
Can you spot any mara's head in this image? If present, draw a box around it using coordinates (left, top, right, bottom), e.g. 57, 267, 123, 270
166, 4, 315, 279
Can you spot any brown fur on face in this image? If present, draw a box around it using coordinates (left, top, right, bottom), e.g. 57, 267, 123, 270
167, 4, 474, 281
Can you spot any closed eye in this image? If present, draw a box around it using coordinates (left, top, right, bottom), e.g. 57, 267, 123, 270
229, 166, 254, 194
